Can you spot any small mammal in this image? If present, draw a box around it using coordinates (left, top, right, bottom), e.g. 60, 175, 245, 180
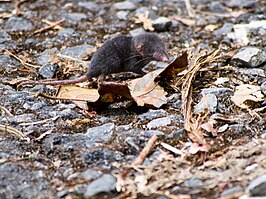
20, 33, 169, 86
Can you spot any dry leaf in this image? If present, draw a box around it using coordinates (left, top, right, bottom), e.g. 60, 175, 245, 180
128, 69, 167, 108
201, 122, 217, 136
134, 12, 154, 31
231, 84, 264, 109
57, 85, 99, 110
189, 142, 211, 154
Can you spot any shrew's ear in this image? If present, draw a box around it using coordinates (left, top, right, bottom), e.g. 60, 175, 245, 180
135, 43, 143, 54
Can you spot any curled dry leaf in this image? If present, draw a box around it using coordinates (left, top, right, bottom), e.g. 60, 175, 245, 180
50, 52, 188, 109
231, 84, 264, 109
134, 12, 154, 31
189, 142, 211, 154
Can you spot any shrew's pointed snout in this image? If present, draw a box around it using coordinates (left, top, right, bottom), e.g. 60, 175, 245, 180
153, 51, 169, 62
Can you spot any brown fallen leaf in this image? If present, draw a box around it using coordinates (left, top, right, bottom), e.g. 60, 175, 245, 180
231, 84, 264, 109
133, 12, 154, 31
57, 85, 99, 110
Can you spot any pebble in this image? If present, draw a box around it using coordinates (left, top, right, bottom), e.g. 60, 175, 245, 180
84, 174, 117, 197
36, 48, 58, 65
167, 128, 185, 139
83, 149, 124, 166
221, 186, 244, 198
194, 93, 218, 114
5, 17, 34, 32
183, 178, 203, 187
57, 28, 75, 37
238, 68, 266, 77
152, 17, 172, 31
113, 1, 136, 10
201, 87, 233, 95
231, 47, 266, 68
246, 175, 266, 196
147, 117, 171, 129
225, 0, 257, 8
38, 63, 59, 79
135, 7, 157, 20
0, 30, 11, 43
208, 1, 229, 13
129, 28, 146, 37
85, 123, 115, 145
0, 55, 20, 73
261, 82, 266, 95
81, 169, 102, 181
142, 130, 165, 138
77, 2, 98, 12
64, 13, 87, 23
138, 109, 167, 121
116, 11, 128, 20
9, 114, 35, 124
57, 44, 93, 60
213, 23, 233, 37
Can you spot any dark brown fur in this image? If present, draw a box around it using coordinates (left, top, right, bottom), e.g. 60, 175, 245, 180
20, 33, 168, 86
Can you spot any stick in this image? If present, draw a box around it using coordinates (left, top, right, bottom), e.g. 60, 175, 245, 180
34, 19, 65, 34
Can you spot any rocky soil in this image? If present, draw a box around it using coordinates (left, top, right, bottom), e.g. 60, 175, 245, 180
0, 0, 266, 198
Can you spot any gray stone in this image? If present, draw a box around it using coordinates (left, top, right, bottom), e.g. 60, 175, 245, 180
65, 13, 87, 22
138, 109, 167, 121
0, 30, 11, 43
5, 17, 34, 32
129, 28, 146, 37
59, 108, 81, 119
0, 55, 20, 72
85, 123, 115, 145
57, 44, 92, 60
9, 114, 35, 124
147, 117, 171, 129
38, 63, 59, 79
143, 130, 165, 138
261, 81, 266, 95
36, 48, 58, 65
116, 11, 128, 20
135, 7, 157, 20
201, 87, 233, 95
231, 47, 266, 67
194, 94, 217, 114
209, 1, 229, 13
167, 128, 185, 139
221, 186, 243, 197
113, 1, 136, 10
225, 0, 257, 8
25, 38, 37, 46
213, 23, 233, 36
238, 68, 266, 77
57, 28, 75, 37
78, 2, 98, 12
84, 174, 116, 197
183, 178, 203, 187
81, 169, 102, 181
83, 149, 124, 166
152, 17, 172, 31
246, 175, 266, 196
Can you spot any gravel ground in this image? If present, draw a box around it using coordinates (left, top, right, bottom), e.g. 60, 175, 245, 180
0, 0, 266, 198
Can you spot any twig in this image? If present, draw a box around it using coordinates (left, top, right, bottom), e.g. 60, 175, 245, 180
0, 124, 30, 142
184, 0, 195, 18
34, 129, 54, 141
161, 142, 182, 155
15, 0, 27, 15
33, 19, 65, 35
133, 134, 158, 166
4, 49, 40, 69
19, 116, 59, 126
0, 106, 14, 117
